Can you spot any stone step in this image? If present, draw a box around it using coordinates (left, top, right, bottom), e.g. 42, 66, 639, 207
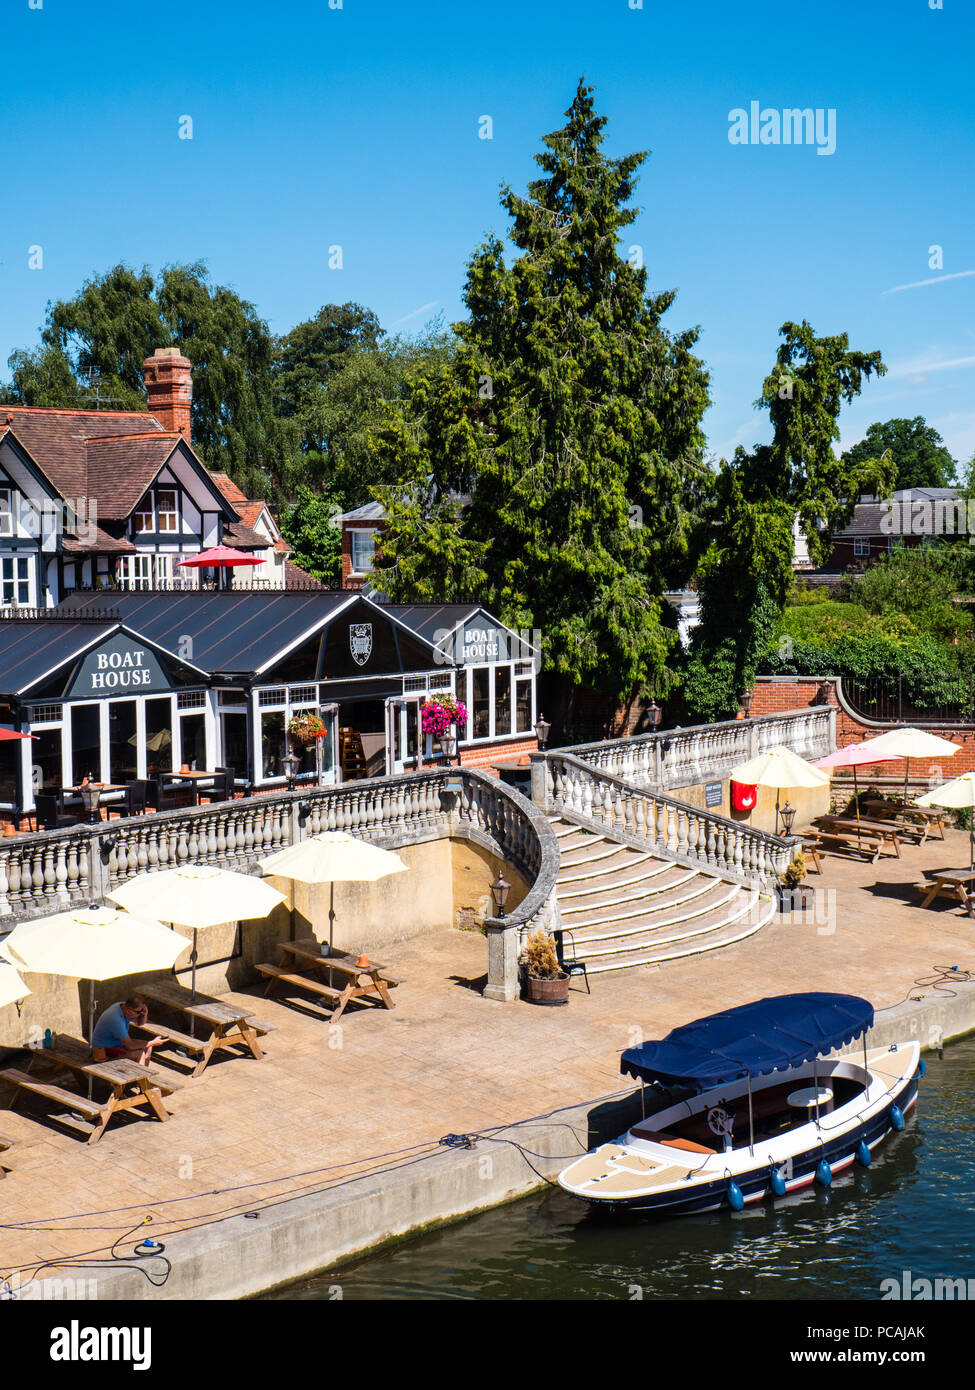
583, 899, 773, 973
564, 882, 747, 944
557, 845, 656, 877
557, 868, 703, 915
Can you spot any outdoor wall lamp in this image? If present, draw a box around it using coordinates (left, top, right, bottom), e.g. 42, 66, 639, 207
742, 690, 753, 719
490, 871, 511, 919
282, 752, 300, 790
648, 700, 663, 728
534, 715, 551, 749
440, 732, 457, 764
80, 781, 101, 825
780, 801, 797, 836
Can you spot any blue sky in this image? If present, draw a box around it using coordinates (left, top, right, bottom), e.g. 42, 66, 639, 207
3, 0, 974, 468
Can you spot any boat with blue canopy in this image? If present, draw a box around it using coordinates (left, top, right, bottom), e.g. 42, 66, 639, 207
558, 992, 922, 1216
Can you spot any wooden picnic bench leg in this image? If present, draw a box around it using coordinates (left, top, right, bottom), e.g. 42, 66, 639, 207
919, 885, 941, 910
191, 1029, 221, 1078
89, 1098, 117, 1145
372, 978, 395, 1010
330, 985, 353, 1021
235, 1021, 264, 1061
138, 1081, 171, 1124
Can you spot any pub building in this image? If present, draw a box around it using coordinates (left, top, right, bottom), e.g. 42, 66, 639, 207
0, 590, 540, 821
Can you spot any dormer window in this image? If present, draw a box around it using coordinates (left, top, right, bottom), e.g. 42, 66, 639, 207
134, 497, 154, 533
157, 489, 178, 532
0, 489, 13, 538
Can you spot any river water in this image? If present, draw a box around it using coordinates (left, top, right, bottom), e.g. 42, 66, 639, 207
263, 1037, 975, 1301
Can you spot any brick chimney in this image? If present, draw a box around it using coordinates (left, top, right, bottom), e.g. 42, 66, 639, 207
143, 347, 192, 440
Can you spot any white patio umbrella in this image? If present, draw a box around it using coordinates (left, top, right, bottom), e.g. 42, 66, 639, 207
258, 832, 408, 951
0, 960, 31, 1010
107, 865, 286, 1004
729, 744, 830, 835
861, 727, 961, 803
916, 772, 975, 871
0, 905, 187, 1089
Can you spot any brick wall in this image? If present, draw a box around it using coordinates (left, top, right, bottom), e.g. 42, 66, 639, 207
750, 676, 975, 778
458, 736, 538, 775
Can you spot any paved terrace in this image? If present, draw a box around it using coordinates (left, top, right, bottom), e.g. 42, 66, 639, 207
2, 829, 974, 1283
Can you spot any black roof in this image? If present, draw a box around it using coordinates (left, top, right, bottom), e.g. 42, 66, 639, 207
57, 590, 358, 675
0, 619, 119, 694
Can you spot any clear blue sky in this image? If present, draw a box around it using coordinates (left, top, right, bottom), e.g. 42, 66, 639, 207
3, 0, 974, 468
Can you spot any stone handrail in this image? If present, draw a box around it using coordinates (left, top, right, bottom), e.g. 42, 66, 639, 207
539, 751, 794, 887
0, 768, 560, 1003
563, 706, 836, 791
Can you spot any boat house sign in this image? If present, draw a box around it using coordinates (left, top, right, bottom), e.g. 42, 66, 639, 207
462, 625, 504, 662
68, 635, 172, 697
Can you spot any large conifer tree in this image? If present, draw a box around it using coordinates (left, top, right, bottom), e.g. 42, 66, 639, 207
372, 80, 710, 702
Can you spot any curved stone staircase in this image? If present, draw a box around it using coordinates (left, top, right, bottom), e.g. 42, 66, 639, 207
552, 817, 775, 974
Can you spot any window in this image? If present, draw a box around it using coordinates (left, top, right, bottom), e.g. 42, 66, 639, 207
154, 554, 173, 587
0, 489, 13, 538
853, 538, 869, 557
133, 497, 153, 533
887, 536, 897, 552
515, 676, 533, 733
31, 727, 63, 793
157, 490, 178, 533
0, 556, 30, 607
494, 667, 512, 737
120, 555, 152, 590
28, 704, 62, 724
177, 691, 207, 710
258, 688, 286, 707
350, 530, 375, 573
471, 668, 490, 739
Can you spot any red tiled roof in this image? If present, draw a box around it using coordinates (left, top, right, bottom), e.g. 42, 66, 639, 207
284, 561, 327, 588
208, 471, 249, 506
85, 433, 183, 519
0, 406, 164, 499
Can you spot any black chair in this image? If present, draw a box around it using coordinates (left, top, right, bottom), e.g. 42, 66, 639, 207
124, 780, 151, 816
148, 777, 193, 812
34, 792, 77, 831
554, 929, 590, 994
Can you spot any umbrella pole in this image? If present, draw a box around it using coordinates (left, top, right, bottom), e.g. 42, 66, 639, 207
190, 927, 198, 1039
775, 789, 780, 835
88, 984, 95, 1100
328, 881, 336, 954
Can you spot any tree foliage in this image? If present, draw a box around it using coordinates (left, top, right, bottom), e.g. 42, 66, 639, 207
370, 79, 711, 701
682, 321, 891, 723
842, 416, 957, 492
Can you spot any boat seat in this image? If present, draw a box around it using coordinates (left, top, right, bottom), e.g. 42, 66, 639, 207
629, 1126, 716, 1154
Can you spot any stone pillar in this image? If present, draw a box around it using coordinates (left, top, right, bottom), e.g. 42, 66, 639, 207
529, 753, 551, 811
483, 919, 521, 1002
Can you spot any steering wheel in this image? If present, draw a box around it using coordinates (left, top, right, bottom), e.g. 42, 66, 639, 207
707, 1105, 733, 1136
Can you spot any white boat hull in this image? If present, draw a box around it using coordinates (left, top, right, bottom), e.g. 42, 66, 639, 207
558, 1043, 921, 1216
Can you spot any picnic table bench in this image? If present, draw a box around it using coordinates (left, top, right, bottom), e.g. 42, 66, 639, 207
135, 979, 277, 1077
0, 1130, 13, 1177
1, 1054, 175, 1144
861, 800, 946, 844
257, 942, 402, 1019
918, 870, 975, 918
813, 815, 904, 864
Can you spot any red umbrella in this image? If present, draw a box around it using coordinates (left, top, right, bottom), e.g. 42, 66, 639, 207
178, 546, 263, 568
0, 729, 35, 741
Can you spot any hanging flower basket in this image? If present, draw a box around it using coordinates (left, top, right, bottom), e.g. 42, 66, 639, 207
288, 713, 327, 747
421, 694, 469, 738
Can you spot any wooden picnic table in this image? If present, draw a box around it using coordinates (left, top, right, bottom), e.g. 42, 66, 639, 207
918, 870, 975, 918
1, 1046, 175, 1144
257, 941, 401, 1019
26, 1032, 179, 1092
135, 978, 276, 1077
862, 799, 947, 843
813, 815, 904, 864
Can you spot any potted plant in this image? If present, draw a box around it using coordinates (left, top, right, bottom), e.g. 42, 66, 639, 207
421, 693, 468, 757
521, 929, 569, 1006
778, 853, 813, 912
288, 712, 327, 748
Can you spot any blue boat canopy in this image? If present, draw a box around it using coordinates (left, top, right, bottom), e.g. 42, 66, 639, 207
620, 993, 874, 1089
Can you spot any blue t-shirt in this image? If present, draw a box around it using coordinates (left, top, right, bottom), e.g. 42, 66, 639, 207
91, 1001, 130, 1049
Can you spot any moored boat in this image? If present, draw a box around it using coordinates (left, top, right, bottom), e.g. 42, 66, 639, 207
558, 993, 922, 1216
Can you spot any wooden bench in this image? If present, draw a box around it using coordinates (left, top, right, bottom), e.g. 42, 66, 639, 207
0, 1130, 13, 1178
1, 1068, 107, 1140
811, 821, 899, 864
256, 963, 345, 1009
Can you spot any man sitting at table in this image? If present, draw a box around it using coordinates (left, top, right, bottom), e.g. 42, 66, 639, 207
91, 994, 164, 1065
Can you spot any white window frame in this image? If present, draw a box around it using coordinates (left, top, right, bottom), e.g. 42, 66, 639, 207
853, 538, 869, 557
0, 488, 13, 538
0, 554, 32, 608
349, 529, 376, 574
157, 489, 178, 533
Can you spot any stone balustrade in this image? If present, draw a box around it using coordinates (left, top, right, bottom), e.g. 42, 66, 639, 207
0, 768, 560, 1004
536, 751, 794, 887
563, 706, 835, 792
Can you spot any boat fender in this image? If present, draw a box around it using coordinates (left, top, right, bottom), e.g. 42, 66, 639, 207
891, 1105, 905, 1131
915, 1059, 926, 1079
816, 1158, 832, 1188
770, 1166, 787, 1198
856, 1139, 871, 1167
727, 1179, 744, 1211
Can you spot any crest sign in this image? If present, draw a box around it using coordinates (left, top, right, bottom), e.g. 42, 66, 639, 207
350, 623, 373, 666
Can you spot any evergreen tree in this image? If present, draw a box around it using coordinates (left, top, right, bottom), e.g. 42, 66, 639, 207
371, 80, 710, 704
682, 321, 891, 722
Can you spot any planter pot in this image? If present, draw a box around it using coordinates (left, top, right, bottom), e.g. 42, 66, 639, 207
525, 973, 570, 1006
778, 884, 814, 913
